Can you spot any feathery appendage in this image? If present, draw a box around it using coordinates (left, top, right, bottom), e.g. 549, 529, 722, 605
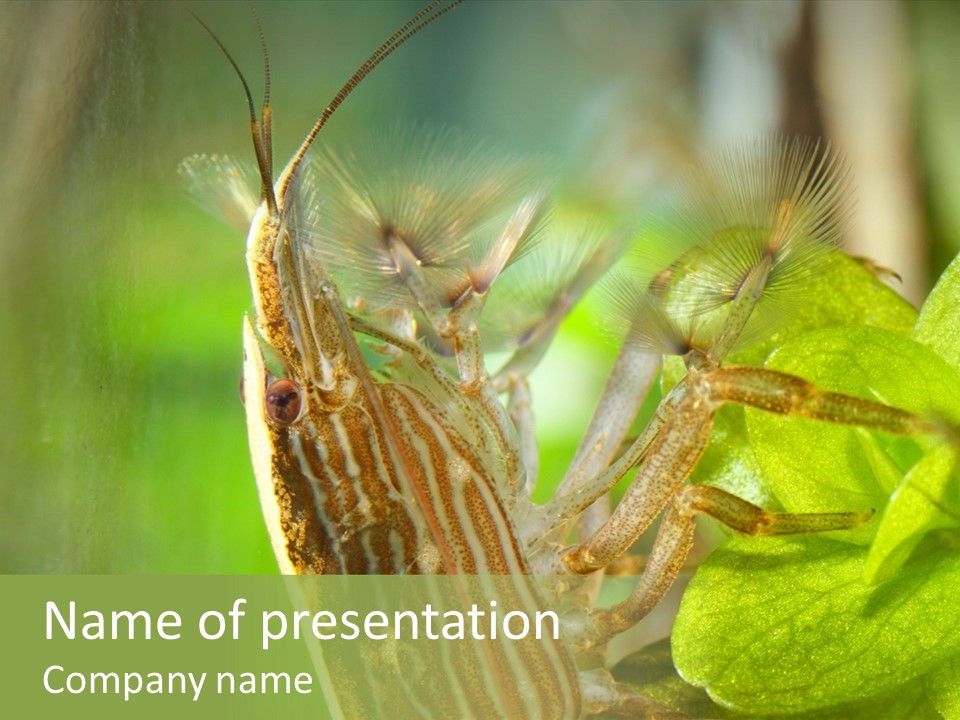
483, 217, 634, 375
603, 271, 725, 358
608, 136, 853, 364
293, 125, 551, 314
177, 154, 260, 234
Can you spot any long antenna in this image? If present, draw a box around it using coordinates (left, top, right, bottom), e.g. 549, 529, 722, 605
277, 0, 464, 200
248, 0, 273, 179
191, 1, 462, 220
188, 7, 279, 217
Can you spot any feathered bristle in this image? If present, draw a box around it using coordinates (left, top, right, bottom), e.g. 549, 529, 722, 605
478, 219, 632, 352
601, 272, 727, 357
640, 137, 851, 315
177, 154, 260, 234
292, 125, 551, 311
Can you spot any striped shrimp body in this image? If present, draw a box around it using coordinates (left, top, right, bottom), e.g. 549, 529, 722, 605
241, 208, 586, 717
181, 2, 939, 717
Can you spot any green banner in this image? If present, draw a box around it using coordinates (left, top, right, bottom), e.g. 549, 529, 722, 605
4, 575, 578, 719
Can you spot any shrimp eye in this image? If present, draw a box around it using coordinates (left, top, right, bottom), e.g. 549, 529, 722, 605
265, 379, 302, 425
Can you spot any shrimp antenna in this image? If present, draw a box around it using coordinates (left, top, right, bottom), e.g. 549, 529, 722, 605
189, 1, 461, 221
277, 0, 463, 202
248, 1, 273, 183
187, 6, 279, 217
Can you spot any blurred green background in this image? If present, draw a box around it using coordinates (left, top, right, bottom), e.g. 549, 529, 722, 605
2, 0, 960, 575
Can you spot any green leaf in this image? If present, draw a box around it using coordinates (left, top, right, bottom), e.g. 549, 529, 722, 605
604, 637, 738, 719
746, 326, 960, 546
672, 535, 960, 714
607, 638, 941, 719
924, 652, 960, 720
914, 250, 960, 373
864, 444, 960, 583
